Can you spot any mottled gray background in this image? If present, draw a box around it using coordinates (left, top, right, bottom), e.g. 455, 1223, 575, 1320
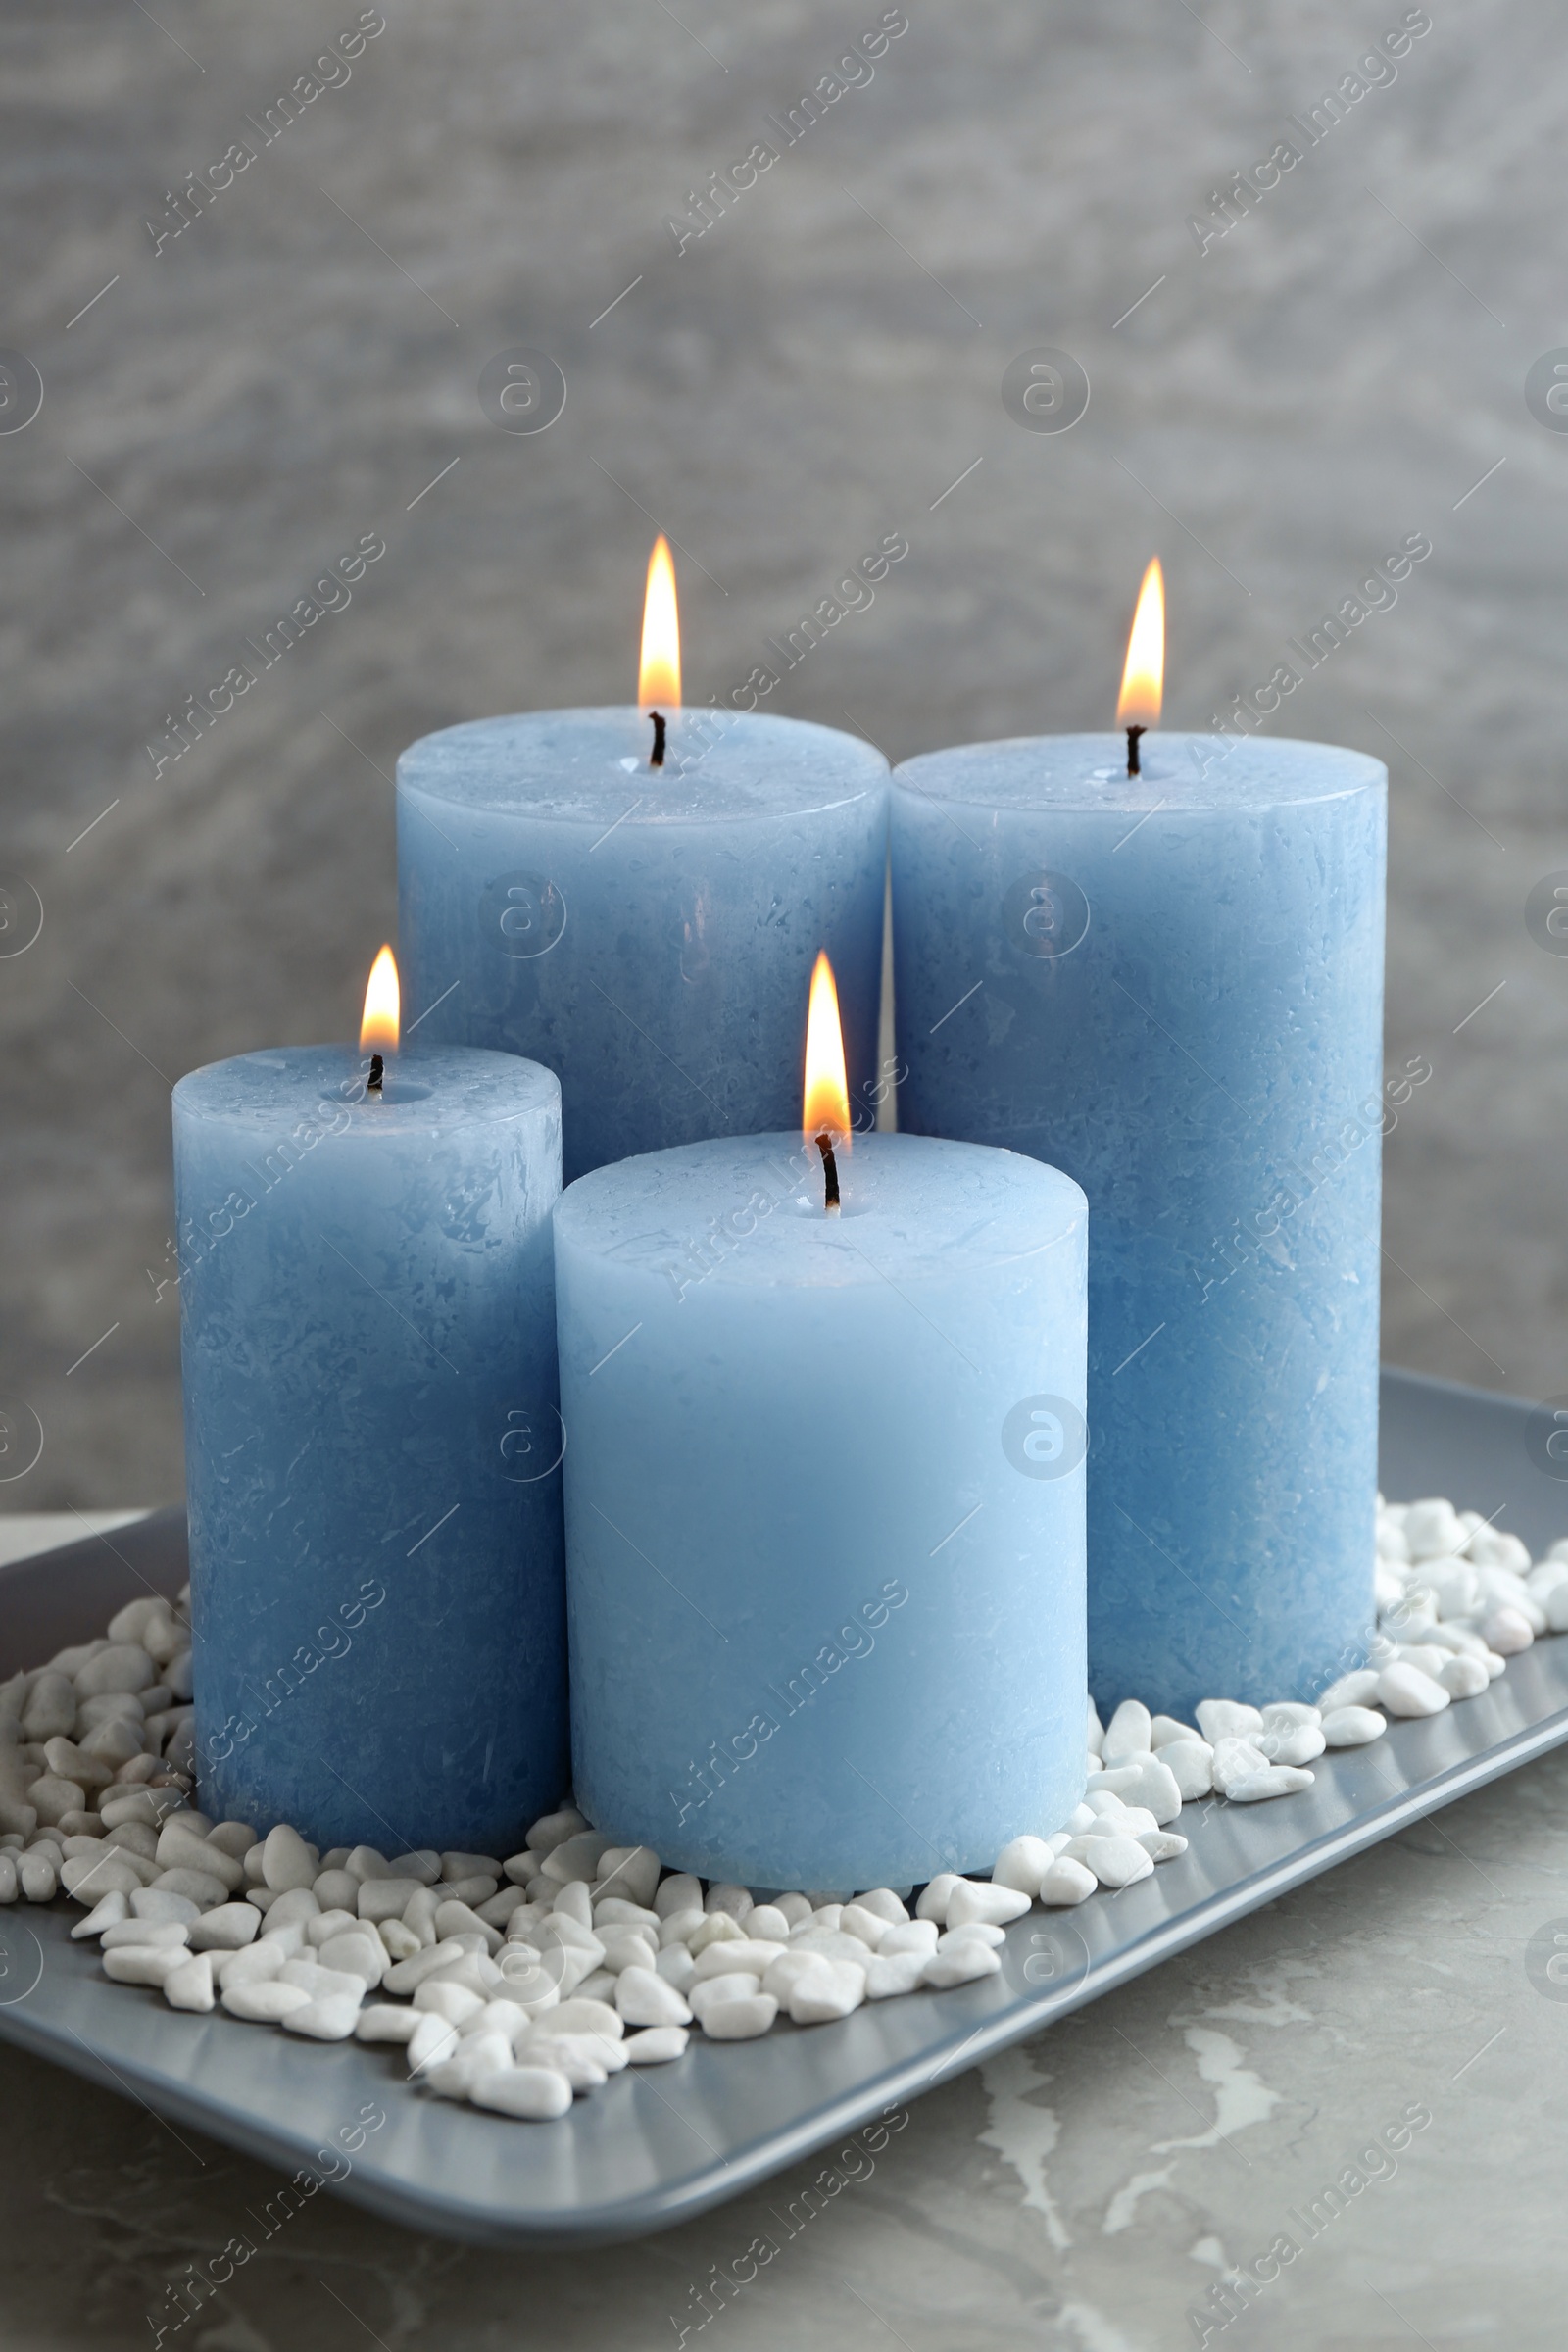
0, 0, 1560, 1512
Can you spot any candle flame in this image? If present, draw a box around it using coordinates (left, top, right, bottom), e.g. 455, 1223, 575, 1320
360, 945, 401, 1053
1115, 556, 1164, 729
802, 951, 850, 1143
638, 534, 681, 710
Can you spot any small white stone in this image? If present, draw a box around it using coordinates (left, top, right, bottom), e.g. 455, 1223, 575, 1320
1137, 1831, 1188, 1862
1196, 1700, 1264, 1743
1437, 1654, 1491, 1699
863, 1951, 926, 1999
19, 1853, 58, 1902
426, 2030, 515, 2098
383, 1936, 468, 1994
71, 1890, 130, 1938
1078, 1836, 1153, 1888
471, 2065, 574, 2119
260, 1823, 317, 1894
1479, 1607, 1534, 1656
946, 1880, 1030, 1930
152, 1864, 230, 1908
936, 1922, 1005, 1951
615, 1965, 691, 2026
356, 2004, 420, 2044
1090, 1753, 1184, 1825
222, 1979, 313, 2023
1160, 1741, 1215, 1800
653, 1872, 704, 1919
524, 1806, 589, 1854
593, 1845, 662, 1908
1402, 1498, 1466, 1560
1150, 1715, 1200, 1749
746, 1903, 792, 1941
1318, 1669, 1382, 1712
1036, 1858, 1097, 1906
515, 2032, 607, 2087
539, 1831, 610, 1885
1102, 1699, 1152, 1763
594, 1926, 659, 1977
217, 1939, 286, 1988
102, 1918, 187, 1950
623, 2025, 690, 2063
702, 1989, 779, 2038
1224, 1766, 1316, 1801
1256, 1724, 1327, 1767
877, 1919, 939, 1958
407, 2012, 462, 2072
692, 1939, 778, 1981
1209, 1738, 1272, 1795
785, 1959, 864, 2024
922, 1940, 1003, 1989
318, 1931, 386, 1987
658, 1907, 706, 1950
914, 1873, 960, 1926
548, 1995, 623, 2041
188, 1902, 260, 1951
1377, 1663, 1450, 1718
1064, 1804, 1099, 1835
102, 1944, 184, 1985
1086, 1699, 1105, 1757
163, 1953, 215, 2011
992, 1836, 1056, 1897
688, 1912, 746, 1954
839, 1903, 889, 1949
656, 1944, 696, 1992
259, 1886, 320, 1934
1321, 1705, 1388, 1746
414, 1980, 485, 2027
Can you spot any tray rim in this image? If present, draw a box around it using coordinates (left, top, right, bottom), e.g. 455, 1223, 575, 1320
1, 1364, 1564, 2247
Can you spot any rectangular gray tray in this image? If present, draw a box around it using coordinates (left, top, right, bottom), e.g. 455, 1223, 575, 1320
1, 1366, 1563, 2247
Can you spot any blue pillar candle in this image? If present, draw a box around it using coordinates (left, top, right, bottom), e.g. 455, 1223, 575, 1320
891, 732, 1387, 1717
554, 1130, 1088, 1891
174, 1040, 566, 1852
396, 710, 889, 1184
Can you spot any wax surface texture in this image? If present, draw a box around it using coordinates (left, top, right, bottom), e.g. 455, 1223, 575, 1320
555, 1130, 1088, 1890
397, 710, 889, 1185
174, 1044, 566, 1851
892, 732, 1386, 1716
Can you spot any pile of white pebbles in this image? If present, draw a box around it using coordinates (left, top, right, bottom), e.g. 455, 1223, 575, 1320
2, 1492, 1564, 2124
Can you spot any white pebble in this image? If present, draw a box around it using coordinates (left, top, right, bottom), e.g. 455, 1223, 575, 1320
472, 2065, 574, 2119
1137, 1831, 1188, 1862
1160, 1740, 1215, 1800
356, 2004, 421, 2044
415, 1981, 485, 2027
692, 1939, 777, 1982
1402, 1498, 1467, 1560
1150, 1713, 1200, 1748
914, 1874, 960, 1926
1321, 1706, 1387, 1746
218, 1939, 285, 1988
1224, 1767, 1316, 1802
936, 1921, 1005, 1951
1377, 1663, 1450, 1718
922, 1940, 1002, 1989
318, 1931, 386, 1987
1256, 1724, 1326, 1767
1209, 1738, 1272, 1795
1078, 1835, 1153, 1888
653, 1872, 704, 1919
1479, 1607, 1534, 1656
407, 2013, 462, 2073
1102, 1699, 1152, 1763
1437, 1654, 1491, 1700
1196, 1699, 1264, 1743
863, 1951, 926, 1999
188, 1903, 260, 1951
103, 1918, 187, 1949
19, 1853, 57, 1902
946, 1880, 1030, 1930
656, 1945, 696, 1992
260, 1824, 317, 1894
991, 1836, 1057, 1897
102, 1944, 184, 1986
1037, 1858, 1097, 1906
515, 2033, 606, 2088
1090, 1752, 1184, 1825
71, 1890, 130, 1938
877, 1919, 939, 1957
222, 1979, 313, 2023
548, 1996, 623, 2041
593, 1845, 662, 1908
839, 1903, 889, 1949
744, 1903, 790, 1941
615, 1966, 691, 2027
702, 1990, 779, 2039
688, 1912, 746, 1955
425, 2030, 514, 2097
539, 1830, 610, 1885
785, 1959, 864, 2024
623, 2025, 689, 2063
1086, 1699, 1105, 1756
163, 1953, 215, 2012
1318, 1669, 1382, 1711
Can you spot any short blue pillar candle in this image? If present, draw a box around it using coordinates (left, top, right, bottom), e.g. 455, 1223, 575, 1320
396, 710, 889, 1184
554, 1130, 1088, 1892
173, 1043, 566, 1853
891, 732, 1387, 1716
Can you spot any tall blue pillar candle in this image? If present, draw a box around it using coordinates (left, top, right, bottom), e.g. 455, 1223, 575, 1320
554, 1130, 1088, 1891
174, 1043, 566, 1852
891, 732, 1387, 1717
397, 711, 889, 1184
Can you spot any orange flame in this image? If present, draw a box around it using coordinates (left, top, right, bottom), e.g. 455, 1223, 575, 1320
638, 534, 681, 709
802, 951, 850, 1143
360, 945, 401, 1053
1115, 556, 1164, 729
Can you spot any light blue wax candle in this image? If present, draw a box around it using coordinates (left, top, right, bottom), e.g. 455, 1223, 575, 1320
554, 1130, 1088, 1892
891, 733, 1387, 1718
174, 1043, 566, 1853
396, 711, 889, 1184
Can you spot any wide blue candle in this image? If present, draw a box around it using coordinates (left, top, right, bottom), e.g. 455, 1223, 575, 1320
396, 710, 889, 1184
554, 1129, 1088, 1891
891, 732, 1386, 1717
174, 1042, 566, 1852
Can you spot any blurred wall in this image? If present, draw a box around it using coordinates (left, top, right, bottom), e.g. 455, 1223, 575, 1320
1, 0, 1562, 1506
